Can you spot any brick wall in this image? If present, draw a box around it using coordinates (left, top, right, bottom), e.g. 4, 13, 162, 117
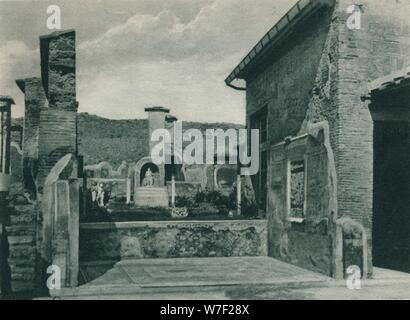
334, 0, 410, 274
37, 110, 77, 192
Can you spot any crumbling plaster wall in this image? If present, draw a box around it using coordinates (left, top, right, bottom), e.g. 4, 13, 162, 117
246, 5, 337, 276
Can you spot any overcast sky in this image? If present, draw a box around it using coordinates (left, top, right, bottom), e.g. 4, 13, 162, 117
0, 0, 298, 123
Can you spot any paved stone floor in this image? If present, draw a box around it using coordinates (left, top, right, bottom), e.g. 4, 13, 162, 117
48, 257, 410, 300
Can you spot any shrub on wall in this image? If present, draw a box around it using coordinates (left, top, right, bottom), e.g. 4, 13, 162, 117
176, 188, 259, 219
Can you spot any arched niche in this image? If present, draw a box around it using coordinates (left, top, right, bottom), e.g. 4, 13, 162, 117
134, 156, 165, 188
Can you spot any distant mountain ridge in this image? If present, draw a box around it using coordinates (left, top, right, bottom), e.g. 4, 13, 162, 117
13, 113, 245, 167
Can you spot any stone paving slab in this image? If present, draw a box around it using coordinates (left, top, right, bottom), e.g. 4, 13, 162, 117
43, 260, 410, 299
80, 257, 331, 289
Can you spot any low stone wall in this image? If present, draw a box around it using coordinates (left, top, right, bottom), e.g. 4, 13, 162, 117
166, 181, 202, 199
87, 178, 128, 199
7, 201, 38, 293
79, 220, 267, 262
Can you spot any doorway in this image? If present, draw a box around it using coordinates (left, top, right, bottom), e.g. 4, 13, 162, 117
373, 121, 410, 272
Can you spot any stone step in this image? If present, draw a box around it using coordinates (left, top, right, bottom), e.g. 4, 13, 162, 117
135, 189, 168, 194
136, 187, 168, 191
134, 190, 168, 195
134, 187, 169, 208
134, 194, 169, 199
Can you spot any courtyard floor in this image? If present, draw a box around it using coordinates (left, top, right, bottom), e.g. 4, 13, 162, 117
46, 257, 410, 300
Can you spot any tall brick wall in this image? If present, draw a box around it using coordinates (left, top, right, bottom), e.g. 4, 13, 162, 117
333, 0, 410, 274
37, 110, 77, 192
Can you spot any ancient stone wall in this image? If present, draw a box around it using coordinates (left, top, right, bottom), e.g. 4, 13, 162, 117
246, 6, 334, 143
6, 200, 38, 293
79, 220, 267, 262
246, 5, 336, 276
268, 132, 333, 275
37, 30, 77, 192
6, 30, 80, 294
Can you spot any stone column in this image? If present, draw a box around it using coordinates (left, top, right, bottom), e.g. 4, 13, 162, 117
145, 106, 170, 155
16, 77, 46, 198
0, 96, 15, 298
145, 106, 169, 186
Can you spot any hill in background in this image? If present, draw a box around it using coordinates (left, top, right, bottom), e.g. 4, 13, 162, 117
13, 113, 244, 167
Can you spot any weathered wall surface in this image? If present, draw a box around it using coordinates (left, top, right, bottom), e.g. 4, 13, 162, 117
37, 31, 77, 192
37, 110, 77, 192
332, 0, 410, 275
79, 220, 267, 262
6, 201, 38, 293
268, 134, 333, 275
20, 78, 46, 160
246, 5, 336, 276
246, 7, 334, 142
246, 0, 410, 277
6, 31, 80, 294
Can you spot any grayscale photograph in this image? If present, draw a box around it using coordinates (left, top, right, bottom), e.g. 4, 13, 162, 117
0, 0, 410, 305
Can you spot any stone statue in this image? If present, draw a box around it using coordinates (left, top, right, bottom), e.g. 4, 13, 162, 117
143, 168, 154, 187
96, 183, 105, 207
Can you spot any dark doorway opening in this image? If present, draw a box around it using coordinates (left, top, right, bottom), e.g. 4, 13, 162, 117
373, 121, 410, 272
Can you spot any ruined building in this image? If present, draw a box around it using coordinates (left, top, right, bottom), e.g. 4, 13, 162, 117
5, 30, 80, 294
226, 0, 410, 277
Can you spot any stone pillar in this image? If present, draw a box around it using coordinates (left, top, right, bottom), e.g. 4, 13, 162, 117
171, 175, 176, 207
145, 106, 170, 155
37, 30, 77, 194
145, 107, 169, 186
51, 179, 79, 290
126, 178, 131, 204
236, 174, 242, 216
16, 77, 46, 197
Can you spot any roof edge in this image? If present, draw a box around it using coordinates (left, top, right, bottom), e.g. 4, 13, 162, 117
225, 0, 335, 86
